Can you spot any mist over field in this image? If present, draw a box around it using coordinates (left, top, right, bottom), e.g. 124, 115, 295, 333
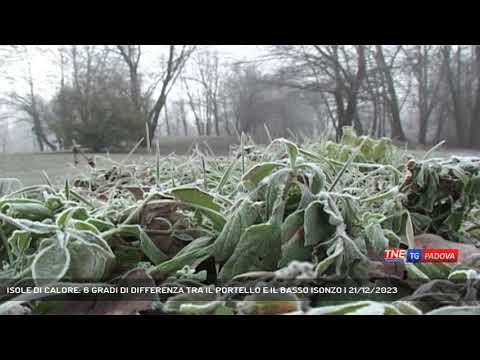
1, 45, 479, 156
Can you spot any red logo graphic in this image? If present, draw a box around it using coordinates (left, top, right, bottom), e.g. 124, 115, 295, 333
383, 249, 406, 263
421, 249, 459, 263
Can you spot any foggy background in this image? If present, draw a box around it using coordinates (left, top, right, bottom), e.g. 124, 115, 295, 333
1, 45, 479, 154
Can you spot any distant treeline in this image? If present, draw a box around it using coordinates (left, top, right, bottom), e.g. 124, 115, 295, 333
1, 45, 480, 152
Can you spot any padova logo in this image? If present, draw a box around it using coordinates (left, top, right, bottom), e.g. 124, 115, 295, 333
421, 249, 459, 263
384, 248, 459, 264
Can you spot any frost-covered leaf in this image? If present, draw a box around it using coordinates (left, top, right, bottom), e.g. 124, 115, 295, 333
315, 240, 344, 276
2, 202, 52, 221
67, 241, 107, 281
87, 218, 115, 232
364, 222, 388, 254
448, 269, 479, 281
427, 306, 480, 315
32, 243, 71, 286
71, 220, 100, 234
179, 301, 233, 315
214, 199, 259, 263
103, 224, 167, 265
148, 243, 214, 280
237, 294, 301, 315
272, 138, 299, 168
56, 207, 89, 228
304, 194, 343, 247
219, 223, 282, 280
405, 264, 430, 281
0, 212, 57, 234
405, 211, 415, 249
392, 301, 423, 315
305, 301, 401, 315
242, 162, 284, 191
279, 210, 312, 267
8, 230, 31, 257
170, 187, 221, 212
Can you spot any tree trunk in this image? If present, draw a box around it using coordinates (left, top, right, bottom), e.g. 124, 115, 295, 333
164, 102, 171, 136
470, 45, 480, 149
443, 46, 467, 146
375, 45, 406, 142
222, 97, 232, 136
206, 116, 211, 136
35, 131, 45, 152
435, 102, 447, 143
334, 87, 345, 141
345, 46, 367, 136
366, 68, 379, 137
148, 92, 167, 143
213, 102, 221, 136
180, 102, 188, 137
354, 110, 363, 135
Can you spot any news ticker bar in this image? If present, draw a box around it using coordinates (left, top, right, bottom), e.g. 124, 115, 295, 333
1, 279, 477, 302
4, 285, 400, 296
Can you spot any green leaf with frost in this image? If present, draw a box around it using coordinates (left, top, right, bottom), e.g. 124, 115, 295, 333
170, 187, 221, 212
56, 207, 89, 229
214, 199, 259, 263
32, 243, 71, 286
315, 240, 344, 276
448, 269, 478, 281
2, 203, 52, 221
242, 162, 284, 191
66, 241, 107, 281
364, 222, 388, 254
8, 230, 31, 257
405, 264, 430, 281
0, 212, 57, 234
219, 223, 281, 280
427, 306, 480, 315
304, 194, 343, 247
148, 244, 214, 280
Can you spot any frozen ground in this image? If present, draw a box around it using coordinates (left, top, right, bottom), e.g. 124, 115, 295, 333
1, 145, 479, 187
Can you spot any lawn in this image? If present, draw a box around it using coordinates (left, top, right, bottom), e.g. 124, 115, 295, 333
0, 136, 237, 186
1, 136, 478, 187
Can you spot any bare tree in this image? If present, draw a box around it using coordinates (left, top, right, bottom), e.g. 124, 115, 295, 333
116, 45, 142, 114
402, 45, 446, 144
373, 45, 407, 142
442, 45, 469, 145
163, 101, 171, 136
183, 76, 203, 136
470, 45, 480, 148
0, 115, 9, 153
146, 45, 196, 143
4, 46, 56, 151
268, 45, 368, 140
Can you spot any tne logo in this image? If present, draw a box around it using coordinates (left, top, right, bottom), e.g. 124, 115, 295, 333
384, 248, 459, 264
384, 249, 407, 264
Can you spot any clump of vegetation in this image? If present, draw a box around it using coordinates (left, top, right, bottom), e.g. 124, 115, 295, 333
1, 127, 480, 315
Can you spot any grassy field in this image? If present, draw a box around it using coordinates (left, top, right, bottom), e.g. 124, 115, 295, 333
0, 152, 152, 187
0, 136, 238, 187
1, 139, 478, 187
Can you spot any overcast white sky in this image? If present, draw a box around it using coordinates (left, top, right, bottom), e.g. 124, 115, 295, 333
0, 45, 270, 152
0, 45, 266, 100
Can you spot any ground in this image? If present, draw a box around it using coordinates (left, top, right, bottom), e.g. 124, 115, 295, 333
1, 139, 478, 187
0, 136, 236, 186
